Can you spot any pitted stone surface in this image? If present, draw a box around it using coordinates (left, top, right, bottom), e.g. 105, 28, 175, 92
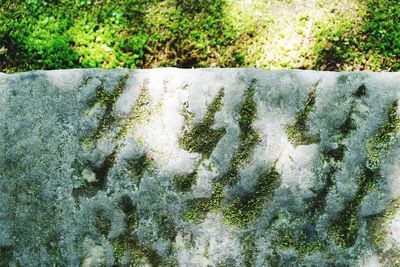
1, 69, 400, 266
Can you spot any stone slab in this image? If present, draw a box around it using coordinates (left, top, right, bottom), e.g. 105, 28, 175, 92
1, 69, 400, 266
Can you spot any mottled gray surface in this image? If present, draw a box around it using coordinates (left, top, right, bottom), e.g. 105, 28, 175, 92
1, 69, 400, 266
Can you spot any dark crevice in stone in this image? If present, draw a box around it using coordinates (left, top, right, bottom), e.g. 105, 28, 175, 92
72, 151, 116, 199
112, 198, 165, 267
354, 84, 366, 98
340, 103, 357, 136
118, 195, 135, 214
307, 166, 336, 217
0, 246, 13, 267
326, 144, 346, 162
94, 151, 116, 187
94, 209, 112, 237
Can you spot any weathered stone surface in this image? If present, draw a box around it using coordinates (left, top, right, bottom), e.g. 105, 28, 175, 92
1, 68, 400, 266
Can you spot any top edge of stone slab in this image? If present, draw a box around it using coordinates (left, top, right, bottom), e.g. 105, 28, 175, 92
2, 68, 400, 76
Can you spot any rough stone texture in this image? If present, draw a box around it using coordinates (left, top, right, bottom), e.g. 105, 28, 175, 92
1, 68, 400, 266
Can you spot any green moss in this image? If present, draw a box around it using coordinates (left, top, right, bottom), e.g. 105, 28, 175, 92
330, 196, 361, 247
369, 198, 400, 265
241, 234, 257, 267
330, 168, 381, 247
94, 209, 112, 237
268, 218, 326, 261
223, 167, 280, 228
0, 246, 13, 267
366, 101, 399, 171
219, 80, 260, 186
184, 81, 263, 225
173, 172, 197, 192
112, 196, 165, 266
184, 182, 224, 224
328, 102, 399, 248
89, 74, 130, 139
286, 82, 320, 146
130, 155, 153, 179
118, 83, 152, 139
236, 80, 261, 162
179, 88, 225, 159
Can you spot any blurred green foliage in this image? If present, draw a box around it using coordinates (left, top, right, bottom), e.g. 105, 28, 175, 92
0, 0, 400, 72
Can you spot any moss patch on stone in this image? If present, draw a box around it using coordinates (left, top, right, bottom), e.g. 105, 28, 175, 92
286, 81, 320, 146
0, 246, 13, 266
366, 101, 399, 171
118, 83, 153, 139
112, 195, 165, 267
223, 167, 280, 228
184, 81, 263, 225
179, 88, 225, 159
128, 154, 153, 184
89, 74, 130, 139
173, 171, 197, 193
268, 218, 326, 263
241, 233, 257, 267
330, 101, 399, 248
184, 182, 224, 224
219, 80, 260, 186
369, 198, 400, 266
94, 209, 112, 237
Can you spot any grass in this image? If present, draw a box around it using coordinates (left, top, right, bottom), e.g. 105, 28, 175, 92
2, 0, 400, 72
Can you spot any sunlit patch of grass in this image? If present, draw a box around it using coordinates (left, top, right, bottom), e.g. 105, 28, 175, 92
226, 0, 366, 70
1, 0, 399, 72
